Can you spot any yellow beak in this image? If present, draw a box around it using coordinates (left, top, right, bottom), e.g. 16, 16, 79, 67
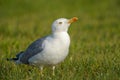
68, 17, 78, 24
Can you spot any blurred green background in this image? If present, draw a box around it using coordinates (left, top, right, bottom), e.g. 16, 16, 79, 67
0, 0, 120, 80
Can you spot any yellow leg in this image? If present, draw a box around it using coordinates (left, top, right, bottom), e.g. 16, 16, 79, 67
52, 66, 55, 76
40, 66, 44, 76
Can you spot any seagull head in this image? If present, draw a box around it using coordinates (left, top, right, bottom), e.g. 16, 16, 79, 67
52, 17, 78, 33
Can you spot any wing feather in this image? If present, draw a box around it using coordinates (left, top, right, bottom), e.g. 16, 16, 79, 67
20, 36, 47, 64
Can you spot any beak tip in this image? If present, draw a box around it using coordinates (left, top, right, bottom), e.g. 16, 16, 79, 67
68, 17, 78, 23
73, 17, 78, 21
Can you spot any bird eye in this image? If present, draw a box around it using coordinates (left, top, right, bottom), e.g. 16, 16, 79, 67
59, 22, 62, 24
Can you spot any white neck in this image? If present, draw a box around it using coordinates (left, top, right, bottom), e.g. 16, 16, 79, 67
52, 28, 68, 33
52, 32, 70, 47
52, 31, 69, 38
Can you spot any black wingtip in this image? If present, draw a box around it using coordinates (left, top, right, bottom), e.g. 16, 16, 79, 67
6, 58, 10, 61
6, 58, 13, 61
12, 58, 18, 60
6, 58, 18, 61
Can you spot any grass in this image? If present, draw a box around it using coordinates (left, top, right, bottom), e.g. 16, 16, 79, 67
0, 0, 120, 80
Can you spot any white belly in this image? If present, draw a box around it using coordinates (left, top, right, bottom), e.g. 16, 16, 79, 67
28, 32, 70, 66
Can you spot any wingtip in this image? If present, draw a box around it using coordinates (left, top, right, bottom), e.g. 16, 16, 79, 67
6, 58, 18, 61
6, 58, 12, 61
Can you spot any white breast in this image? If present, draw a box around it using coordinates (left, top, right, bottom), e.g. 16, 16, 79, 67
28, 32, 70, 66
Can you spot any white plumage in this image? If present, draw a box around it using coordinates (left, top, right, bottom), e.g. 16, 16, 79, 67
29, 32, 70, 66
8, 17, 78, 75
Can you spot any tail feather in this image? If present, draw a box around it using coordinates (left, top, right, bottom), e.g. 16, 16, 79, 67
7, 51, 24, 62
7, 57, 18, 61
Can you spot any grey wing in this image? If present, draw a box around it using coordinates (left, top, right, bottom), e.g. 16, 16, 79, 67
16, 51, 24, 58
20, 36, 47, 64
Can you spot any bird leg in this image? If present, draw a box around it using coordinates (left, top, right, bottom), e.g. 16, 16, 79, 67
52, 66, 55, 76
39, 66, 44, 76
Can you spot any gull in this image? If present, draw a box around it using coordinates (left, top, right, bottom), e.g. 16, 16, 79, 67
7, 17, 78, 75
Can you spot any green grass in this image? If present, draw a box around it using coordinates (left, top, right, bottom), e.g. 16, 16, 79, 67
0, 0, 120, 80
